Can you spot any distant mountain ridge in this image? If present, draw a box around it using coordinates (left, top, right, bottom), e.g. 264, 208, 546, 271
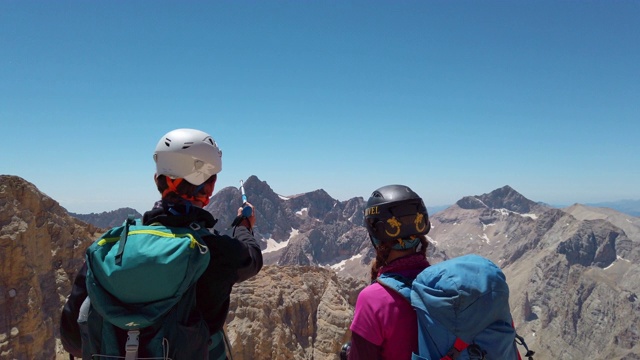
69, 207, 142, 229
584, 199, 640, 217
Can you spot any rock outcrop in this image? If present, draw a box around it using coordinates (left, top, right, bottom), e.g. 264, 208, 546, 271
226, 266, 365, 360
0, 175, 100, 359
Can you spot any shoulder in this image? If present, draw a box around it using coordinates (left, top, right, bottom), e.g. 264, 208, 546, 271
358, 282, 389, 298
355, 282, 402, 311
351, 282, 414, 347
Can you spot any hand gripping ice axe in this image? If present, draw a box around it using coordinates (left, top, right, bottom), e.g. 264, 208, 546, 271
231, 180, 252, 227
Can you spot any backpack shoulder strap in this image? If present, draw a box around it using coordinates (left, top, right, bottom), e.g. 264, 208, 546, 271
187, 221, 214, 239
376, 273, 413, 303
114, 216, 137, 266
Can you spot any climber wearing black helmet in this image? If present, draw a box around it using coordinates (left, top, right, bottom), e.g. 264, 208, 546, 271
347, 184, 432, 360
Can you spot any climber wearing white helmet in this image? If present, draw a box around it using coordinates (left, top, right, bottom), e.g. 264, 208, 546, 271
60, 128, 263, 360
153, 128, 224, 207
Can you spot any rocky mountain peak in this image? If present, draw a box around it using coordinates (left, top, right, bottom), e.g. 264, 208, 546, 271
478, 185, 539, 213
286, 188, 338, 220
456, 195, 488, 209
455, 185, 540, 214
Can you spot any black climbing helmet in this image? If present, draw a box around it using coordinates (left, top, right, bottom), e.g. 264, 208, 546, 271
364, 185, 430, 246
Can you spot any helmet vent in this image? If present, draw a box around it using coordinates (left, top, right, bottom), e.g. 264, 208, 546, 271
163, 138, 172, 147
182, 141, 194, 149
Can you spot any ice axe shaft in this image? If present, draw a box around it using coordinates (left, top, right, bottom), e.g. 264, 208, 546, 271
239, 180, 252, 217
230, 180, 253, 227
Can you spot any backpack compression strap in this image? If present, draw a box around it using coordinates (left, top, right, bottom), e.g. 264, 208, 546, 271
114, 216, 136, 266
515, 333, 535, 360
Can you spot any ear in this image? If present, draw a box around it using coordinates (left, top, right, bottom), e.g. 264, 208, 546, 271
154, 173, 159, 185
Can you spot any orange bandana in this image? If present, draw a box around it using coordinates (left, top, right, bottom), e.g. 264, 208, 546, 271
162, 177, 211, 206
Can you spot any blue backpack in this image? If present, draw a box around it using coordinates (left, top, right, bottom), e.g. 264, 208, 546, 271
377, 254, 534, 360
80, 216, 214, 360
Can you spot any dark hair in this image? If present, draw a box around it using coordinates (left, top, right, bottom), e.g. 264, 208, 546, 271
155, 174, 217, 203
369, 235, 429, 282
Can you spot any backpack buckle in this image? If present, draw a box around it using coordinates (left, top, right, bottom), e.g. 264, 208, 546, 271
125, 330, 140, 360
189, 222, 202, 231
444, 338, 469, 360
444, 347, 462, 360
467, 344, 486, 360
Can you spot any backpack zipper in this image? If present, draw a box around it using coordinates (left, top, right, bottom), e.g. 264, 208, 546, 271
98, 229, 206, 251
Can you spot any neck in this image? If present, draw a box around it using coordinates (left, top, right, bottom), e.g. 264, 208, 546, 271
386, 248, 416, 263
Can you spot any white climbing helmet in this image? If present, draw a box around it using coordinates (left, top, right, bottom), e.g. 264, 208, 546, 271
153, 128, 223, 186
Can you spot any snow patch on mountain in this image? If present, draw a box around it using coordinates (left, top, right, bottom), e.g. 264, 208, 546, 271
481, 233, 491, 244
604, 256, 630, 270
495, 208, 538, 219
328, 254, 363, 272
263, 228, 299, 253
483, 223, 495, 231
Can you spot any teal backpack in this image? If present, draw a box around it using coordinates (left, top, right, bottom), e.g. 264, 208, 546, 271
377, 254, 534, 360
80, 216, 212, 360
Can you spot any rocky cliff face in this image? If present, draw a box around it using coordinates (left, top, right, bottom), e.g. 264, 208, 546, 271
0, 175, 101, 360
226, 266, 365, 360
510, 208, 640, 359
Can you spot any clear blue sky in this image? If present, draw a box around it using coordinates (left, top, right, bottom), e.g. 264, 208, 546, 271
2, 0, 639, 214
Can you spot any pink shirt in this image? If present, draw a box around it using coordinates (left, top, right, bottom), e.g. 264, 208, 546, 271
350, 282, 418, 360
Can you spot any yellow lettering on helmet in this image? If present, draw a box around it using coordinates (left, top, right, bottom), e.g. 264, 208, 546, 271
365, 206, 379, 216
